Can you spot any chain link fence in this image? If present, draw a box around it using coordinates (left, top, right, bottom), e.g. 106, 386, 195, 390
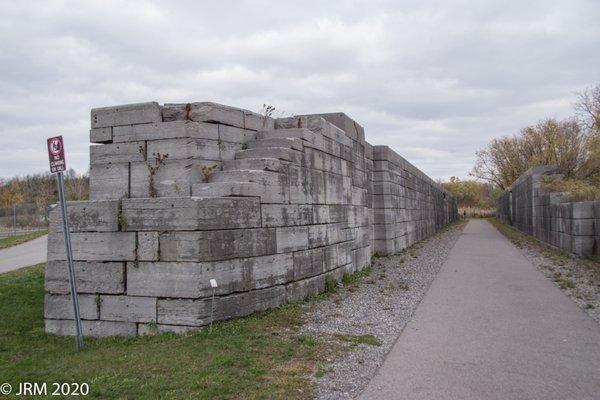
0, 203, 50, 238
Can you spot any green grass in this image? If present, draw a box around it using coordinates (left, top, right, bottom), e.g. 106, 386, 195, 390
0, 264, 332, 399
0, 230, 47, 250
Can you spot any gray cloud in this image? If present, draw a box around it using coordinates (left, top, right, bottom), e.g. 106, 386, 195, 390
1, 0, 599, 180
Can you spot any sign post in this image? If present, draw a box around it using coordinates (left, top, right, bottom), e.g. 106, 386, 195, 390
47, 136, 84, 350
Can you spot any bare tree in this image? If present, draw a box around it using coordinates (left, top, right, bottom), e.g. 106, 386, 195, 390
575, 84, 600, 134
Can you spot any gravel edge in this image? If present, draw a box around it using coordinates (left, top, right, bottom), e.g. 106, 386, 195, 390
300, 221, 466, 400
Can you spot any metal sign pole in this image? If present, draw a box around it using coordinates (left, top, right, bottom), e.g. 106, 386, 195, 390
47, 135, 84, 351
57, 171, 85, 350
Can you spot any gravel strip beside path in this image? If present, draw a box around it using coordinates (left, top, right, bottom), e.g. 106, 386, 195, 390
302, 221, 466, 400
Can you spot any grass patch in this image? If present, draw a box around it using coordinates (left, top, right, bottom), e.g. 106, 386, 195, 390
0, 264, 331, 399
0, 230, 47, 250
341, 266, 373, 286
333, 333, 381, 347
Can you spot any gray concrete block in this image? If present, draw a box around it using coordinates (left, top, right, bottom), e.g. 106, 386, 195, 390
129, 159, 214, 198
293, 248, 324, 280
114, 120, 219, 143
90, 127, 112, 144
211, 170, 286, 187
257, 128, 315, 143
146, 138, 221, 161
45, 319, 137, 337
222, 158, 286, 172
122, 197, 261, 231
235, 147, 302, 164
572, 202, 595, 219
47, 231, 136, 261
91, 102, 161, 129
192, 181, 288, 204
308, 224, 329, 248
127, 254, 293, 298
572, 219, 595, 236
219, 125, 257, 143
276, 226, 309, 253
285, 273, 326, 303
261, 204, 313, 227
49, 200, 119, 233
138, 232, 159, 261
45, 260, 125, 294
159, 228, 277, 262
248, 138, 303, 151
162, 102, 247, 128
44, 294, 99, 320
100, 295, 157, 323
89, 162, 129, 200
90, 142, 145, 164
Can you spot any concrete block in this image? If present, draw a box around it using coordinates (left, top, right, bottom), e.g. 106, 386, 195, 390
138, 232, 159, 261
47, 232, 136, 261
285, 274, 325, 303
49, 200, 119, 233
219, 125, 257, 143
192, 181, 288, 204
157, 286, 285, 326
127, 254, 293, 298
113, 120, 219, 143
248, 138, 303, 151
146, 138, 220, 161
572, 236, 595, 255
211, 170, 286, 186
572, 202, 595, 219
257, 128, 315, 143
293, 248, 324, 280
100, 295, 157, 323
276, 226, 309, 253
222, 158, 286, 172
308, 224, 329, 248
44, 294, 99, 320
90, 142, 145, 164
572, 219, 595, 236
90, 127, 112, 143
91, 102, 161, 129
162, 102, 247, 129
235, 147, 302, 164
261, 204, 313, 227
122, 197, 261, 231
89, 162, 129, 200
45, 319, 137, 338
159, 228, 277, 262
130, 159, 215, 198
45, 260, 125, 294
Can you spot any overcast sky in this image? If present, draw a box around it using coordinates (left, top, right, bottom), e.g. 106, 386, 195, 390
1, 0, 599, 180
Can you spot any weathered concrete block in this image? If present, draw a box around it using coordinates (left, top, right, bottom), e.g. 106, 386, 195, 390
90, 142, 145, 164
89, 162, 129, 200
572, 219, 595, 236
293, 248, 324, 280
258, 128, 315, 143
90, 127, 112, 144
127, 254, 293, 298
235, 147, 302, 164
113, 120, 219, 143
49, 200, 119, 233
147, 138, 221, 161
192, 181, 287, 204
163, 102, 245, 128
211, 170, 286, 187
249, 138, 303, 151
138, 232, 159, 261
219, 125, 257, 143
159, 228, 277, 262
45, 319, 137, 337
157, 286, 285, 326
276, 226, 309, 253
44, 294, 99, 320
261, 204, 313, 227
129, 159, 213, 198
45, 261, 125, 294
572, 202, 595, 219
100, 295, 157, 323
122, 197, 261, 231
47, 232, 136, 261
285, 273, 326, 303
222, 158, 286, 172
91, 102, 161, 129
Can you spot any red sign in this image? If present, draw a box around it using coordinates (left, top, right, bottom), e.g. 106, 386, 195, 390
47, 136, 66, 173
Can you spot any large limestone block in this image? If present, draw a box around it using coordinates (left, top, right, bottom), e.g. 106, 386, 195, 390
157, 286, 285, 326
45, 260, 125, 294
44, 294, 99, 320
122, 197, 261, 231
47, 232, 136, 261
89, 162, 129, 200
90, 142, 145, 164
129, 159, 214, 198
91, 102, 162, 129
100, 295, 157, 323
113, 120, 219, 143
159, 228, 277, 262
146, 138, 221, 161
45, 319, 137, 338
127, 254, 294, 298
49, 200, 119, 233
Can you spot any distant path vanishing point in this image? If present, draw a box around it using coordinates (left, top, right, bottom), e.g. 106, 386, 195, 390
360, 219, 600, 400
0, 235, 47, 274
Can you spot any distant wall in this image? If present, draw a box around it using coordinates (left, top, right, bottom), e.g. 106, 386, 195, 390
496, 166, 600, 255
44, 101, 457, 337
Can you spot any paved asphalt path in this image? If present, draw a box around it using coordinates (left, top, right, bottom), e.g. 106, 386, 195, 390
0, 235, 47, 274
360, 219, 600, 400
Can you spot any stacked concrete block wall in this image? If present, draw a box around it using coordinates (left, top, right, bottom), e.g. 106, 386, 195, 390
496, 166, 600, 256
45, 101, 457, 337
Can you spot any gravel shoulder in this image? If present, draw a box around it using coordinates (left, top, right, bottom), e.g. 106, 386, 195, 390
301, 221, 467, 400
489, 217, 600, 323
